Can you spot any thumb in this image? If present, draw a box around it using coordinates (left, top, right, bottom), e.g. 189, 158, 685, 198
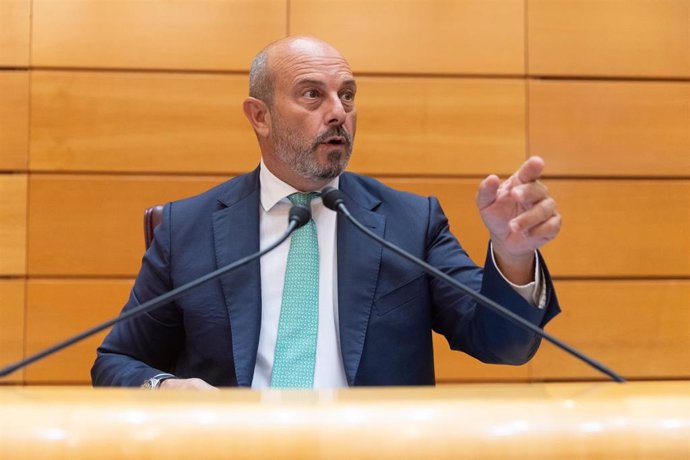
476, 175, 500, 210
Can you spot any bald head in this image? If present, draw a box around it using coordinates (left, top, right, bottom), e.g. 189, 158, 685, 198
248, 37, 350, 107
243, 36, 357, 191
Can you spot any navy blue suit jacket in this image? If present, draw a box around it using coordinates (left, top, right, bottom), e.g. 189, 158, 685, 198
92, 168, 560, 387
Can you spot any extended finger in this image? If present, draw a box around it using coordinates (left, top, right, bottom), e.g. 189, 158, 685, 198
509, 197, 557, 233
513, 156, 545, 185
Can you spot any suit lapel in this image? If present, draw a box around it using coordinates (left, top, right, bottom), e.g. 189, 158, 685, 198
212, 169, 261, 387
337, 174, 385, 385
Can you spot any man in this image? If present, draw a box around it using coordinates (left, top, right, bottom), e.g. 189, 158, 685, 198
92, 37, 561, 390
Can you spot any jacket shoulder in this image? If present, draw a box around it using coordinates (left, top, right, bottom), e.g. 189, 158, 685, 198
167, 168, 260, 217
340, 172, 431, 210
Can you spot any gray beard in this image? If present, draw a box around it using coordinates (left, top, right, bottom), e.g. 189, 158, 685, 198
273, 126, 353, 181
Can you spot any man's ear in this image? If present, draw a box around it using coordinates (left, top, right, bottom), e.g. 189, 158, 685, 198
243, 97, 271, 138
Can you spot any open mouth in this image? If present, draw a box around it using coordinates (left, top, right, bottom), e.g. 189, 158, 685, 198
323, 136, 347, 146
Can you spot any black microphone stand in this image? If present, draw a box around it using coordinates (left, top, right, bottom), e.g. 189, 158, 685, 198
0, 205, 312, 379
320, 187, 625, 383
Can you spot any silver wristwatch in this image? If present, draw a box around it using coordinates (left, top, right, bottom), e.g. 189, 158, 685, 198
142, 373, 176, 390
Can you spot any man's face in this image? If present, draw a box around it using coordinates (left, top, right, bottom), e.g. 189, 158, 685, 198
266, 44, 357, 186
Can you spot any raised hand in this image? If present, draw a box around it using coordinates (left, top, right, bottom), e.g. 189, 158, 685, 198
476, 156, 561, 283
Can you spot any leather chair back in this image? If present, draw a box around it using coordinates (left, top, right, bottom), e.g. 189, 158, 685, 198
144, 205, 164, 249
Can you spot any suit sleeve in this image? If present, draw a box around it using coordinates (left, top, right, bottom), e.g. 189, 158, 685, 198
426, 196, 560, 365
91, 203, 185, 386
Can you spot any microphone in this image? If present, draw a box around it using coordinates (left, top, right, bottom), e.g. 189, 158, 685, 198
320, 186, 625, 383
0, 204, 312, 379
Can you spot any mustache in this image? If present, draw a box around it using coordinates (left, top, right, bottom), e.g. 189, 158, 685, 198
313, 126, 353, 146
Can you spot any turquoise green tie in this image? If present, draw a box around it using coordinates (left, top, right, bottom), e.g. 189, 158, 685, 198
270, 192, 319, 388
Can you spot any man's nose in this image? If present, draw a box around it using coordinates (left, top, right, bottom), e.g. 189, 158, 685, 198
324, 94, 346, 126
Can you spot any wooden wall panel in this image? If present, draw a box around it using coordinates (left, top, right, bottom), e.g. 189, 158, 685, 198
24, 279, 132, 383
0, 0, 30, 67
290, 0, 525, 75
389, 178, 690, 278
19, 281, 690, 383
6, 0, 688, 386
31, 279, 680, 385
529, 80, 690, 177
20, 177, 690, 383
31, 73, 525, 176
30, 72, 258, 173
531, 280, 690, 380
0, 174, 27, 275
27, 175, 225, 276
0, 280, 25, 384
29, 176, 688, 279
528, 0, 690, 78
0, 71, 29, 170
31, 0, 286, 70
542, 180, 690, 277
25, 176, 484, 277
17, 275, 690, 383
354, 78, 526, 177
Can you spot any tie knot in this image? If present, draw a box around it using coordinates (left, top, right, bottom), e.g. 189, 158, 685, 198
288, 192, 319, 207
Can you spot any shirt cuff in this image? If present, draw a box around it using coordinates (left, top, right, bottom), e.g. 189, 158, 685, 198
489, 242, 547, 309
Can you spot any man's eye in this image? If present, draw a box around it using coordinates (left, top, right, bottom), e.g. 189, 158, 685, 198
304, 89, 319, 98
341, 91, 355, 102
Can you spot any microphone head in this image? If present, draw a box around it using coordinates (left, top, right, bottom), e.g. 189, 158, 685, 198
288, 204, 311, 229
320, 186, 345, 211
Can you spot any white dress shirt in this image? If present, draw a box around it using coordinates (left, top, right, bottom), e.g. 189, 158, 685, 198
251, 162, 545, 389
252, 163, 347, 388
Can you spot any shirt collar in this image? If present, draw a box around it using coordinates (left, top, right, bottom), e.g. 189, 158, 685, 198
259, 160, 339, 212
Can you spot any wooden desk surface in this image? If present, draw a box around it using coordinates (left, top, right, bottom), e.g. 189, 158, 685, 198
1, 382, 688, 459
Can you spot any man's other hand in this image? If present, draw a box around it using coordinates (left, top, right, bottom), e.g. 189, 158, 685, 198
159, 377, 218, 391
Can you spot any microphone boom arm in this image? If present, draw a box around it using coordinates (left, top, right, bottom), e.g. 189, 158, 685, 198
0, 206, 310, 379
322, 189, 625, 383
